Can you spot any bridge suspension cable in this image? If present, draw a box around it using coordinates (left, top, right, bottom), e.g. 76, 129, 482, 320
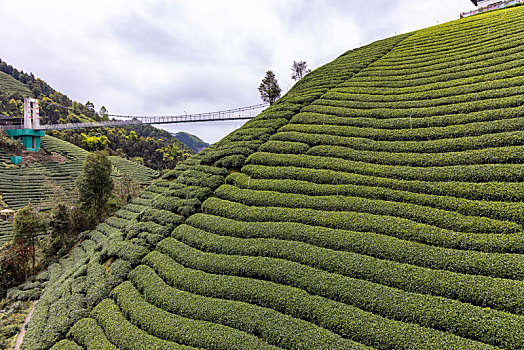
108, 103, 269, 120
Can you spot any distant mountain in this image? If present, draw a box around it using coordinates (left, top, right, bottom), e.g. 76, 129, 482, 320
172, 131, 209, 152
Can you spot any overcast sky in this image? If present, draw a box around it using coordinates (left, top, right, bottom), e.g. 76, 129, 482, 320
0, 0, 477, 143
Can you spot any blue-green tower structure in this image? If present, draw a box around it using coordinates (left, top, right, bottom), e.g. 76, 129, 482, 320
5, 98, 44, 152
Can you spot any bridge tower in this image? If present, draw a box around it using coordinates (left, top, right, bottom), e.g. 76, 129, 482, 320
24, 98, 40, 129
5, 98, 45, 152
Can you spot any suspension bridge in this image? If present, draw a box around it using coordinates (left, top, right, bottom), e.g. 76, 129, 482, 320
0, 99, 269, 152
0, 102, 269, 131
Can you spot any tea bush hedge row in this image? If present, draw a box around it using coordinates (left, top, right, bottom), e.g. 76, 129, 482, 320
202, 197, 524, 253
214, 184, 521, 234
355, 39, 524, 81
306, 144, 524, 167
283, 114, 524, 140
140, 254, 489, 349
241, 164, 524, 202
361, 34, 524, 75
341, 56, 524, 88
49, 340, 83, 350
67, 317, 117, 350
311, 93, 524, 118
259, 140, 310, 154
227, 172, 524, 224
187, 214, 524, 280
328, 73, 524, 102
91, 298, 197, 350
319, 84, 524, 110
155, 241, 517, 349
112, 281, 282, 350
272, 129, 524, 153
247, 152, 524, 183
173, 224, 524, 315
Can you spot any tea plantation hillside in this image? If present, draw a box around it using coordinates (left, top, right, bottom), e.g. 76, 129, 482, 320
0, 136, 158, 209
14, 6, 524, 349
0, 136, 159, 248
0, 71, 31, 95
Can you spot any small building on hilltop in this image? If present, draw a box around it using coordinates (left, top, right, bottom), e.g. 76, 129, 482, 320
470, 0, 503, 6
462, 0, 524, 17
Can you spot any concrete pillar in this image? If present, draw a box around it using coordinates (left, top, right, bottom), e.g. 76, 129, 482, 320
33, 100, 40, 128
24, 98, 32, 129
23, 98, 40, 129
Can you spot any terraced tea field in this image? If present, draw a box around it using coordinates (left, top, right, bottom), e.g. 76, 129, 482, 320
14, 6, 524, 350
0, 71, 31, 95
0, 136, 159, 209
0, 136, 159, 247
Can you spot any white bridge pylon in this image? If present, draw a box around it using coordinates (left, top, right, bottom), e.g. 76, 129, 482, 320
23, 98, 40, 129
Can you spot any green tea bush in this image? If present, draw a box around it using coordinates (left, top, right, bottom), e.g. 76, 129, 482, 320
227, 173, 524, 224
68, 318, 117, 350
141, 252, 495, 349
214, 184, 521, 234
157, 238, 524, 349
202, 197, 524, 253
242, 164, 524, 202
112, 281, 282, 350
187, 214, 524, 280
91, 298, 197, 350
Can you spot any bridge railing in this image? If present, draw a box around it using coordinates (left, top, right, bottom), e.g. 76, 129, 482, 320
35, 119, 143, 130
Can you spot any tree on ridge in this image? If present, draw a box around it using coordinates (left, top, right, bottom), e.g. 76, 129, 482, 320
258, 70, 281, 105
291, 60, 311, 81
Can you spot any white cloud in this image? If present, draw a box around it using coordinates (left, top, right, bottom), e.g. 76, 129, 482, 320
0, 0, 478, 143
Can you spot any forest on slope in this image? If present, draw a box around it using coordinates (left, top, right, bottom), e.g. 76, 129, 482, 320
9, 4, 524, 350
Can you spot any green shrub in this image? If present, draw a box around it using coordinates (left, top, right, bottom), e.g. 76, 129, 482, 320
202, 197, 524, 253
227, 172, 524, 224
241, 164, 524, 202
91, 298, 196, 350
49, 340, 83, 350
214, 184, 521, 234
112, 281, 281, 350
68, 318, 117, 350
174, 224, 524, 315
247, 152, 524, 183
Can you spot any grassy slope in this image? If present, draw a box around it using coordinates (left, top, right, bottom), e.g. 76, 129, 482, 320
0, 71, 31, 96
17, 7, 524, 350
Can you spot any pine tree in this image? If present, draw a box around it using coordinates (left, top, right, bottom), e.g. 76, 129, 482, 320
258, 70, 281, 105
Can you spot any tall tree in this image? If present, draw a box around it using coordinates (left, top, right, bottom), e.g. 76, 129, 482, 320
291, 60, 311, 81
13, 204, 47, 276
99, 106, 109, 121
258, 70, 281, 105
76, 151, 114, 219
47, 203, 72, 255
